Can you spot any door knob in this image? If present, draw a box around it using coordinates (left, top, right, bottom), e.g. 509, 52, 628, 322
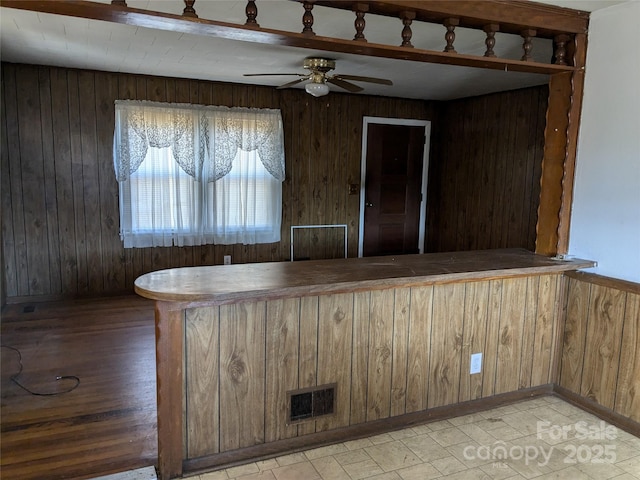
366, 202, 374, 207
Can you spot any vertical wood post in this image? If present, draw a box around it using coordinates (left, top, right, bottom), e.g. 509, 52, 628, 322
156, 302, 185, 480
302, 1, 315, 36
521, 29, 537, 61
536, 73, 572, 256
557, 33, 587, 254
443, 18, 460, 53
483, 24, 499, 57
182, 0, 197, 18
553, 34, 572, 66
536, 34, 586, 256
400, 11, 416, 48
353, 3, 369, 42
245, 0, 259, 27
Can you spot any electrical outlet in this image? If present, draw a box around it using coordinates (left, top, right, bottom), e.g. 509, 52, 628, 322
470, 353, 482, 375
223, 255, 231, 265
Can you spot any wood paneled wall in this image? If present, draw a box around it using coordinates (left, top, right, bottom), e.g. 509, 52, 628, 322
0, 63, 433, 298
184, 274, 563, 458
560, 271, 640, 422
427, 85, 548, 253
1, 63, 548, 300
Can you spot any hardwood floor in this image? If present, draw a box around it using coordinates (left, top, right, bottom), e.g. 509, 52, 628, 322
1, 295, 157, 479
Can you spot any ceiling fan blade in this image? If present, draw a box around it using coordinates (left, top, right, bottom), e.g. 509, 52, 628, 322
333, 74, 393, 86
276, 78, 308, 89
243, 73, 304, 77
327, 77, 364, 93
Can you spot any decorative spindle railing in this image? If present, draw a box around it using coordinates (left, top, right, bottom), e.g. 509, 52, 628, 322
105, 0, 584, 69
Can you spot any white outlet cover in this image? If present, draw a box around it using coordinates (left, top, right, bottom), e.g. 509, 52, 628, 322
470, 353, 482, 375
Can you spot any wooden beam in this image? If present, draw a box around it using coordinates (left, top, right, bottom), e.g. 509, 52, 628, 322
536, 32, 586, 257
311, 0, 590, 37
155, 302, 184, 480
536, 72, 572, 256
556, 33, 587, 254
1, 0, 577, 75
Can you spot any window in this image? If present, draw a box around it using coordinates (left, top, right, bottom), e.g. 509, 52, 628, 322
113, 101, 285, 248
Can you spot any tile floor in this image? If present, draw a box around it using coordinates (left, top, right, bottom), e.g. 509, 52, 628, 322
191, 396, 640, 480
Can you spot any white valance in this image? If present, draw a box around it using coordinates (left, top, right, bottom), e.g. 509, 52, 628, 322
113, 100, 285, 183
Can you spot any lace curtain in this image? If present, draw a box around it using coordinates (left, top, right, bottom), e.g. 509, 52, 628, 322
113, 101, 285, 248
114, 101, 285, 183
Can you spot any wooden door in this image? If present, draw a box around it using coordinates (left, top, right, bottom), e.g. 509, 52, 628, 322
362, 123, 425, 257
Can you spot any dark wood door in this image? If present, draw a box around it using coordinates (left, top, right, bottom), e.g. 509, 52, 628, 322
363, 123, 425, 256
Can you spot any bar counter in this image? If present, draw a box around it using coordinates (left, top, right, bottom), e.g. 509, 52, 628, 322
135, 248, 593, 305
135, 249, 594, 480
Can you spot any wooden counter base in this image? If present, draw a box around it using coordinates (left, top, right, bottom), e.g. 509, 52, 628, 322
135, 249, 594, 480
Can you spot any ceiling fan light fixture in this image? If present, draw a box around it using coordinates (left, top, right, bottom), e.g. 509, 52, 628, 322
305, 82, 330, 97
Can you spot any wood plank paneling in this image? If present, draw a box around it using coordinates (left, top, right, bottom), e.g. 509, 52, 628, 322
579, 284, 626, 409
428, 283, 465, 408
559, 277, 591, 392
427, 86, 548, 254
298, 295, 319, 436
15, 65, 50, 295
459, 281, 489, 402
351, 291, 371, 424
482, 280, 503, 397
316, 293, 353, 431
219, 302, 266, 451
406, 286, 433, 413
265, 298, 300, 442
494, 277, 528, 394
366, 289, 395, 421
179, 272, 586, 463
560, 272, 639, 424
519, 275, 540, 389
615, 293, 640, 421
2, 63, 546, 301
185, 307, 220, 458
1, 63, 436, 298
531, 275, 558, 385
391, 287, 411, 416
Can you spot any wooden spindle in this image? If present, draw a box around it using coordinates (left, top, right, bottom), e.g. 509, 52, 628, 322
111, 0, 127, 5
353, 3, 369, 42
521, 29, 537, 61
443, 18, 459, 53
483, 24, 499, 57
182, 0, 197, 18
553, 34, 571, 65
399, 11, 416, 48
302, 1, 315, 36
245, 0, 259, 27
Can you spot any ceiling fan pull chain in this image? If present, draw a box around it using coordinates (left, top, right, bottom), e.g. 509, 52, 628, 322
302, 1, 316, 36
353, 3, 369, 42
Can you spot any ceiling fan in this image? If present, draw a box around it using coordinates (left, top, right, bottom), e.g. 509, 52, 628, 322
243, 57, 393, 97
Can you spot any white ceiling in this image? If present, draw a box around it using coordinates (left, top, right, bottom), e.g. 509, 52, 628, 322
0, 0, 629, 100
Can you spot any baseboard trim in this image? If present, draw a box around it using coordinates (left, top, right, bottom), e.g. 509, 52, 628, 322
184, 384, 554, 475
4, 289, 136, 305
553, 385, 640, 437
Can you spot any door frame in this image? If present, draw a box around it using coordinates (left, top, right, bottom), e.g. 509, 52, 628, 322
358, 117, 431, 257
